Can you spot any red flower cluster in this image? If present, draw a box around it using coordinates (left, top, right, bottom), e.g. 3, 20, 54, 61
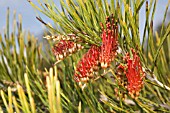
74, 46, 100, 82
118, 49, 145, 98
52, 40, 83, 62
74, 16, 118, 83
99, 17, 118, 68
49, 15, 145, 98
51, 16, 118, 84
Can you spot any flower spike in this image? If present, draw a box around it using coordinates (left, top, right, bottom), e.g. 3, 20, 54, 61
118, 49, 145, 98
74, 45, 100, 83
99, 17, 118, 68
52, 40, 83, 64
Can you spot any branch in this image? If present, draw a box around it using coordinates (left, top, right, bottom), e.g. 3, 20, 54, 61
144, 68, 170, 91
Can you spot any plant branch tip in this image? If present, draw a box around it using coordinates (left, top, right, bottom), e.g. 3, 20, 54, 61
36, 17, 47, 25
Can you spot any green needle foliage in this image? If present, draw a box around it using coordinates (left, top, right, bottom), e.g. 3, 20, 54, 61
1, 0, 170, 112
0, 9, 44, 83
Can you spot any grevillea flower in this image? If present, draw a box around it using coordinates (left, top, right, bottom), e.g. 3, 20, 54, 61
74, 45, 100, 82
44, 34, 79, 41
50, 16, 119, 85
118, 49, 145, 98
99, 17, 118, 68
74, 16, 118, 84
52, 40, 83, 63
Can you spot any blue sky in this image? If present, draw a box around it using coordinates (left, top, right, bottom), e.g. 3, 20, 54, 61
0, 0, 60, 35
0, 0, 169, 38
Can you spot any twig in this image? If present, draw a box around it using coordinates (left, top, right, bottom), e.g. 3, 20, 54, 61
144, 68, 170, 91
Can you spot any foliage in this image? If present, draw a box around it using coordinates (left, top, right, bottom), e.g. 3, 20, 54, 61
0, 0, 170, 112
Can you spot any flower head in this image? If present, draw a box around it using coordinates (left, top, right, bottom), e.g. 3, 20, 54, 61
99, 17, 118, 68
52, 40, 83, 63
74, 45, 100, 82
118, 49, 145, 98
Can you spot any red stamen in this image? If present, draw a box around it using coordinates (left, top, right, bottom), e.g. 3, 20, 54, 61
118, 49, 145, 98
74, 45, 100, 82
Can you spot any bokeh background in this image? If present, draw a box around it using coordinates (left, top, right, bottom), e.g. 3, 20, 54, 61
0, 0, 169, 38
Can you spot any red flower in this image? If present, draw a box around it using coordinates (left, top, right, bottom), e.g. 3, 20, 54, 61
74, 45, 100, 82
118, 49, 145, 98
99, 17, 118, 68
74, 16, 118, 83
52, 40, 83, 62
51, 16, 119, 85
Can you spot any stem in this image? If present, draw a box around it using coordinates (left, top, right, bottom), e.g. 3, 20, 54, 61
144, 68, 170, 91
153, 77, 170, 91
